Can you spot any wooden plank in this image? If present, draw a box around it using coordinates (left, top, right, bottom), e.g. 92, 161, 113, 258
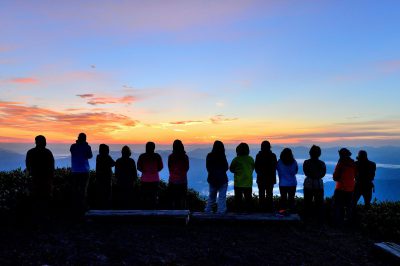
374, 242, 400, 259
191, 212, 301, 222
86, 209, 190, 219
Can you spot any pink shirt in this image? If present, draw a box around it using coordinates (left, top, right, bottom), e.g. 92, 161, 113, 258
137, 153, 163, 183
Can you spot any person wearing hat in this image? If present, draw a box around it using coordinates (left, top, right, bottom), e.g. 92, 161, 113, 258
353, 150, 376, 209
332, 148, 356, 225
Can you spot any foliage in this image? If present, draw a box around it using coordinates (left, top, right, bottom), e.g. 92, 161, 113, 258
0, 169, 399, 241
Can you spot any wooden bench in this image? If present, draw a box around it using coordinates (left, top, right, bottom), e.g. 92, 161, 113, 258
374, 242, 400, 260
86, 210, 191, 224
191, 212, 301, 222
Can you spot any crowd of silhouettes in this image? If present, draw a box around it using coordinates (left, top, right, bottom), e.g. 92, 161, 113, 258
25, 133, 377, 225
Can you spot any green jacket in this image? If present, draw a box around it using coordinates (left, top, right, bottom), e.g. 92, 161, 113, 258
230, 155, 255, 188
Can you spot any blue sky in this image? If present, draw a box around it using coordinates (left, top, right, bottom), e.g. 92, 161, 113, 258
0, 0, 399, 146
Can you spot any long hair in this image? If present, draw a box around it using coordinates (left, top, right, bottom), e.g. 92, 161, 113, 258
99, 144, 109, 156
172, 139, 185, 155
211, 140, 225, 155
280, 148, 295, 165
261, 140, 271, 152
121, 145, 131, 158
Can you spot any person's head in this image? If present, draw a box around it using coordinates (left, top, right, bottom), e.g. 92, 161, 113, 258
261, 140, 271, 152
338, 148, 352, 160
172, 139, 185, 154
280, 148, 295, 165
309, 145, 322, 159
145, 142, 155, 153
212, 140, 225, 154
357, 150, 368, 161
99, 144, 109, 156
121, 145, 131, 158
35, 135, 46, 148
77, 133, 87, 143
236, 142, 250, 156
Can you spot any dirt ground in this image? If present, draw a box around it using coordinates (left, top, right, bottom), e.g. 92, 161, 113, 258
0, 219, 395, 266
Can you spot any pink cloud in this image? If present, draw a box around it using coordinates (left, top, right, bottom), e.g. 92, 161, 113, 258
76, 94, 94, 98
210, 115, 238, 124
9, 77, 39, 84
377, 60, 400, 73
87, 96, 137, 105
169, 120, 204, 125
0, 101, 140, 139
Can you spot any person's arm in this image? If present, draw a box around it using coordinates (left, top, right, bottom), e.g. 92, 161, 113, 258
168, 154, 173, 172
132, 159, 138, 181
293, 160, 299, 175
229, 158, 237, 173
87, 145, 93, 159
157, 154, 164, 172
25, 151, 31, 176
370, 162, 376, 181
320, 161, 326, 179
303, 160, 310, 177
254, 154, 261, 175
184, 155, 190, 172
223, 157, 229, 172
206, 154, 211, 172
250, 157, 255, 171
110, 156, 116, 167
333, 162, 342, 181
137, 155, 143, 172
50, 151, 55, 174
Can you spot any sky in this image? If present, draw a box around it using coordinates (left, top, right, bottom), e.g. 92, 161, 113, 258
1, 0, 400, 146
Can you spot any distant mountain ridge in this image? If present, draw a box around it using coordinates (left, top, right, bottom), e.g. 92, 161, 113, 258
1, 145, 400, 201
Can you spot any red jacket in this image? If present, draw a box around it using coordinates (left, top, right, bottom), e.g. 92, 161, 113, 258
168, 153, 189, 184
333, 158, 356, 192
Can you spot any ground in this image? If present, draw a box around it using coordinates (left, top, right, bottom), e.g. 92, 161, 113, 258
0, 219, 395, 266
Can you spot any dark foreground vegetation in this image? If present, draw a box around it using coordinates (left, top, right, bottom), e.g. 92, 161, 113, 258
0, 169, 399, 265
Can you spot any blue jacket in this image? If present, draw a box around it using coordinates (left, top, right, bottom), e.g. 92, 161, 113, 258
70, 141, 93, 173
277, 159, 298, 187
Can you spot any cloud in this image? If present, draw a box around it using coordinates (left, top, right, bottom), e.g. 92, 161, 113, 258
76, 94, 94, 98
377, 60, 400, 73
168, 120, 204, 125
76, 94, 137, 105
0, 101, 139, 140
8, 77, 39, 84
210, 115, 238, 124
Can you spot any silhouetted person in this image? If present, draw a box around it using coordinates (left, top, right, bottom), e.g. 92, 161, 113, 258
230, 143, 254, 212
303, 145, 326, 222
277, 148, 298, 213
26, 135, 55, 218
115, 146, 138, 209
70, 133, 93, 215
255, 141, 277, 212
205, 141, 229, 214
168, 140, 189, 209
353, 150, 376, 209
333, 148, 356, 226
137, 142, 163, 209
95, 144, 115, 209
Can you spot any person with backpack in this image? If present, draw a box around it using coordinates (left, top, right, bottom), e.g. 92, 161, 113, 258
95, 144, 115, 209
168, 140, 190, 209
70, 133, 93, 215
353, 150, 376, 209
204, 140, 229, 214
255, 140, 277, 212
115, 146, 138, 209
332, 148, 356, 226
303, 145, 326, 221
230, 143, 255, 212
137, 142, 163, 209
277, 148, 298, 214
